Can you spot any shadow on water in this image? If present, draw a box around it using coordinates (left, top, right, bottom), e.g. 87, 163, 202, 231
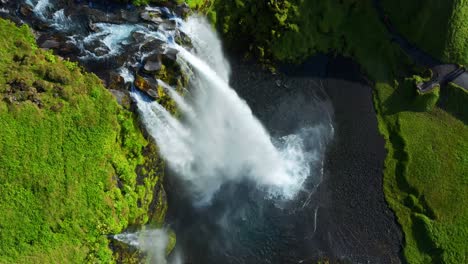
165, 55, 402, 263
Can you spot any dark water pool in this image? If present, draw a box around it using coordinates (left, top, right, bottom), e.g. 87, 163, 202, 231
165, 56, 402, 264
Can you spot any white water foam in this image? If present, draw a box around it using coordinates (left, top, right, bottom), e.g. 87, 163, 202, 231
51, 9, 73, 31
32, 0, 51, 19
114, 229, 172, 264
130, 16, 333, 204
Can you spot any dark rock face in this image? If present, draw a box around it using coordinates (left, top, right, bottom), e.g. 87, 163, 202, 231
19, 3, 32, 17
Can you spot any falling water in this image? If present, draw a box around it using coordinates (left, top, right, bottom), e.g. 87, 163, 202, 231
130, 16, 331, 204
114, 229, 172, 264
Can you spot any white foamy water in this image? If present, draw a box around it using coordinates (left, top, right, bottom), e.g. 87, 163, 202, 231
130, 16, 333, 204
114, 229, 171, 264
32, 0, 51, 19
51, 9, 73, 31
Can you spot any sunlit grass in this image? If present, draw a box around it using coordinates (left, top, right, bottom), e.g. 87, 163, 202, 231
0, 18, 164, 263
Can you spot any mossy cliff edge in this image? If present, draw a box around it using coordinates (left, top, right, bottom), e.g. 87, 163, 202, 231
181, 0, 466, 263
0, 18, 168, 263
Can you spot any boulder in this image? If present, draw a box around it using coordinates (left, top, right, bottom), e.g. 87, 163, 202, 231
19, 4, 33, 17
163, 47, 179, 61
161, 20, 177, 31
40, 39, 60, 49
175, 3, 190, 18
134, 75, 158, 99
132, 31, 146, 43
140, 11, 163, 24
120, 9, 140, 23
143, 54, 162, 73
109, 89, 129, 107
140, 38, 166, 54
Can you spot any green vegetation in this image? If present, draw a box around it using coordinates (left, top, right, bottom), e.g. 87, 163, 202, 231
199, 0, 467, 263
123, 0, 205, 8
0, 19, 166, 263
1, 0, 466, 263
382, 0, 468, 65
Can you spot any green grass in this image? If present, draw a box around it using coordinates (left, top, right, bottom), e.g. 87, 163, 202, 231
373, 78, 468, 263
382, 0, 468, 65
0, 19, 165, 263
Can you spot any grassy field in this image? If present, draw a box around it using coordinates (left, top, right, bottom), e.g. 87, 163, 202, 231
0, 19, 165, 263
202, 0, 468, 262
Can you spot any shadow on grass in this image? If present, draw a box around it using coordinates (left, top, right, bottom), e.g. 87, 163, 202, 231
437, 83, 468, 125
411, 213, 444, 263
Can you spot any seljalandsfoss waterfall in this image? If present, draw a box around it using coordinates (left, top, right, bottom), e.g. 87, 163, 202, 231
128, 17, 334, 263
130, 17, 333, 204
2, 0, 403, 263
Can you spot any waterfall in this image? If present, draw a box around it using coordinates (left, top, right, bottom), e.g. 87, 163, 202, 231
130, 16, 329, 204
114, 229, 171, 264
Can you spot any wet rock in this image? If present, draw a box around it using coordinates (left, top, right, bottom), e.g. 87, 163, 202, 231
38, 38, 60, 49
120, 9, 140, 23
140, 11, 163, 24
143, 54, 162, 73
37, 34, 80, 55
82, 6, 128, 24
84, 39, 110, 57
161, 20, 177, 31
19, 4, 33, 17
134, 75, 158, 99
108, 71, 127, 91
175, 3, 190, 18
163, 47, 179, 61
132, 31, 146, 43
88, 20, 98, 32
109, 89, 129, 106
146, 89, 158, 98
140, 38, 166, 54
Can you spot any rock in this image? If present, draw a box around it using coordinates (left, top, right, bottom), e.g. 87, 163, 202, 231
88, 20, 98, 32
108, 71, 126, 91
175, 3, 190, 18
82, 6, 127, 24
163, 47, 179, 61
19, 4, 32, 17
39, 39, 60, 49
161, 20, 177, 31
140, 11, 163, 24
140, 38, 166, 54
147, 89, 158, 98
109, 89, 129, 106
120, 9, 140, 23
84, 39, 110, 57
143, 54, 162, 73
132, 31, 146, 43
134, 75, 159, 99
